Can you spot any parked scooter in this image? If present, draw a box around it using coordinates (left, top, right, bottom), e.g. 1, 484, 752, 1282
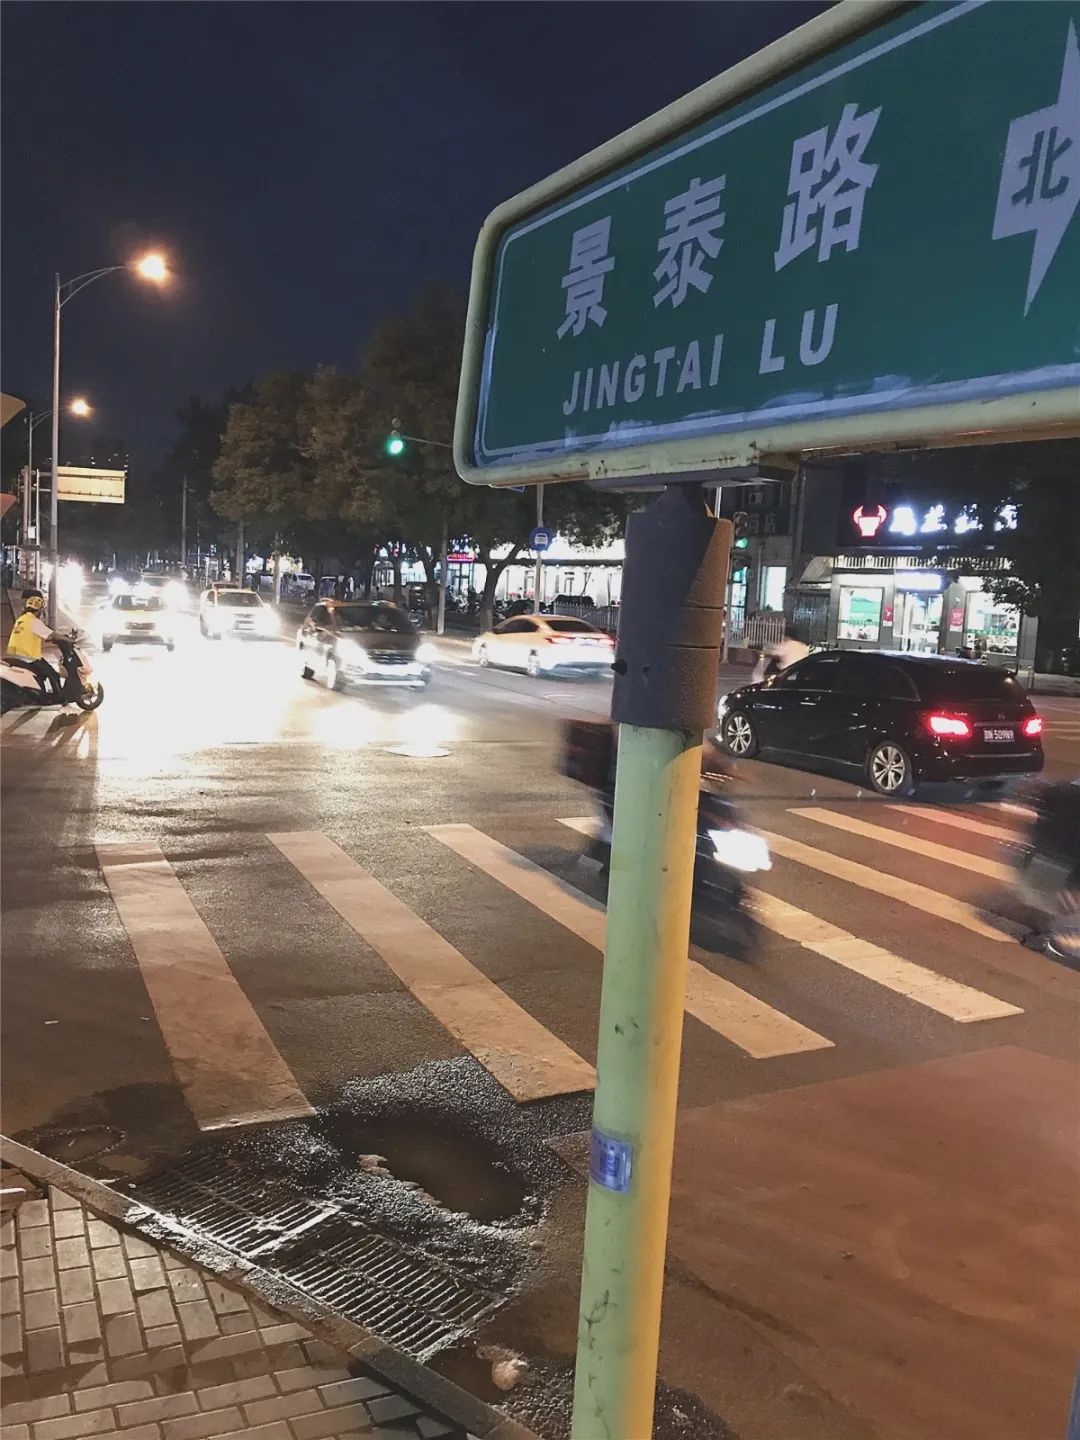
0, 633, 104, 715
561, 721, 769, 957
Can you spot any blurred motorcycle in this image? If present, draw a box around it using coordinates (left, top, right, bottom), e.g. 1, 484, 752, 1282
1014, 778, 1080, 963
561, 721, 769, 958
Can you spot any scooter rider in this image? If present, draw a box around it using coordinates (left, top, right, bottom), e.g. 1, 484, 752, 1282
6, 589, 61, 698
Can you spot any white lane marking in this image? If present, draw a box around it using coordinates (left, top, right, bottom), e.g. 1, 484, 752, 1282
96, 843, 314, 1131
885, 804, 1020, 843
561, 818, 1021, 1021
1, 707, 55, 736
995, 802, 1038, 822
756, 828, 1024, 942
790, 808, 1013, 882
436, 820, 832, 1060
268, 830, 594, 1101
745, 891, 1022, 1023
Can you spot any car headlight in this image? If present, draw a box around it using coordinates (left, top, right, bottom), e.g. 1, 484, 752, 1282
416, 641, 437, 664
256, 609, 278, 634
707, 828, 772, 873
337, 639, 368, 664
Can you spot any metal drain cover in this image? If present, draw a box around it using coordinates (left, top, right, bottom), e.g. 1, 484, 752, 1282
133, 1155, 501, 1356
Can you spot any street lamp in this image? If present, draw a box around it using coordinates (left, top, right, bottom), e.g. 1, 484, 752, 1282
24, 398, 93, 585
47, 252, 169, 622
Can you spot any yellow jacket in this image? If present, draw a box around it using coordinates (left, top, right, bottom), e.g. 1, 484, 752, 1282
7, 612, 50, 661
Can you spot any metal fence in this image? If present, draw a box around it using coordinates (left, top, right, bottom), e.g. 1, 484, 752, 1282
553, 600, 620, 635
726, 609, 786, 648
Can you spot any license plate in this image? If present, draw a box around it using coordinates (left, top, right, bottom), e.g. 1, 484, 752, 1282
984, 727, 1015, 743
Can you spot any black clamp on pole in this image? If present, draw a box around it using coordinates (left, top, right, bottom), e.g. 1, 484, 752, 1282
612, 486, 731, 734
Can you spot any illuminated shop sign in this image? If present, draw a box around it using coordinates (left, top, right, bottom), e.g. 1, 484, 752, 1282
850, 502, 1017, 541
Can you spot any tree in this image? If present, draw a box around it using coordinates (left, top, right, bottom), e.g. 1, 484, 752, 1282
211, 372, 314, 563
339, 288, 631, 624
159, 391, 248, 563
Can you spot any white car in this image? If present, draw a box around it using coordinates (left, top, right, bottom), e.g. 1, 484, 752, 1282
138, 573, 186, 608
473, 615, 614, 678
101, 594, 175, 652
199, 586, 278, 640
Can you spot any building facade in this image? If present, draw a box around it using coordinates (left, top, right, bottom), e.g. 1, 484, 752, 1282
719, 466, 1041, 671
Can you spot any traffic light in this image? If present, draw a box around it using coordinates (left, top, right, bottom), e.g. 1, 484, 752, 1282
733, 510, 750, 549
385, 418, 405, 458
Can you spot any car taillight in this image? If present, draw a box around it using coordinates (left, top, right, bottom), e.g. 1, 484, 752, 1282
927, 713, 972, 738
547, 636, 575, 645
1022, 715, 1043, 737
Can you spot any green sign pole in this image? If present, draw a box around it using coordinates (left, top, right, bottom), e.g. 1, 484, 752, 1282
570, 491, 729, 1440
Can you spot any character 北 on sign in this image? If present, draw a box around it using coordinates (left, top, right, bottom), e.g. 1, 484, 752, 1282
461, 0, 1080, 484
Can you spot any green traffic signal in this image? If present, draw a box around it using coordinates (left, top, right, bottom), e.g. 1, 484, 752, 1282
386, 432, 405, 457
734, 536, 750, 549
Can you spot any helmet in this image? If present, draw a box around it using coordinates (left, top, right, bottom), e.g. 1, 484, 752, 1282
23, 589, 44, 613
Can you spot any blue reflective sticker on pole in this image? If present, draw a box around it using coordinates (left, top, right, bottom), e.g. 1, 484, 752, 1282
589, 1128, 632, 1194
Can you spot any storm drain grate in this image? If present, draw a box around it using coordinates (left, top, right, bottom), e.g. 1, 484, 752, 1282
135, 1153, 335, 1258
133, 1156, 502, 1355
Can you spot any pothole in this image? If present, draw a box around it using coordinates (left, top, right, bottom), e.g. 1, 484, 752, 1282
321, 1113, 528, 1224
28, 1124, 124, 1163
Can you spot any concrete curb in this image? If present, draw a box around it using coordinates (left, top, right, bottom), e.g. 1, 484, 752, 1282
0, 1135, 539, 1440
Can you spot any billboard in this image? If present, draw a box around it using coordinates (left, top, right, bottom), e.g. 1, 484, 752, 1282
57, 466, 126, 505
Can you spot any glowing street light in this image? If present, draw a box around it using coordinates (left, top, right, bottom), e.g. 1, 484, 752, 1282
47, 250, 172, 622
134, 252, 169, 283
68, 396, 92, 417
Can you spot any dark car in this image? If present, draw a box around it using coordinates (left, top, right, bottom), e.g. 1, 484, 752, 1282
717, 649, 1044, 797
297, 600, 432, 691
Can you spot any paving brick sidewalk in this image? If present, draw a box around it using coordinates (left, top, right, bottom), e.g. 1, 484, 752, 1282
1, 1185, 474, 1440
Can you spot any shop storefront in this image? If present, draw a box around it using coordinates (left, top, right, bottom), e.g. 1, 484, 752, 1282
820, 491, 1038, 669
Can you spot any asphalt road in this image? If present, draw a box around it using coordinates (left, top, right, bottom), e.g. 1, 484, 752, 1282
3, 586, 1078, 1440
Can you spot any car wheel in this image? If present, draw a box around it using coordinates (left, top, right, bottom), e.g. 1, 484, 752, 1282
102, 639, 113, 653
867, 740, 915, 797
325, 656, 342, 692
300, 663, 314, 680
199, 618, 208, 637
477, 644, 489, 668
721, 711, 758, 758
166, 641, 175, 653
526, 651, 542, 678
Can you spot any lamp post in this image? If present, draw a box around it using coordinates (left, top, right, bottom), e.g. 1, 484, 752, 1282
47, 253, 168, 623
24, 398, 92, 585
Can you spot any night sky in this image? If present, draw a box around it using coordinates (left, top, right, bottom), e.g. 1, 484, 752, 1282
2, 0, 822, 468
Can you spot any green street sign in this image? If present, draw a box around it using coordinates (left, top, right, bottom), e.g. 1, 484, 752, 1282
456, 0, 1080, 486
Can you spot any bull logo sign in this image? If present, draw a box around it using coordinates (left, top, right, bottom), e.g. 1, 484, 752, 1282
852, 504, 887, 538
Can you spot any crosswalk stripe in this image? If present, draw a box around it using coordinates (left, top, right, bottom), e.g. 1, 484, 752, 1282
436, 821, 832, 1059
994, 802, 1038, 822
97, 842, 314, 1131
558, 818, 1021, 1022
745, 891, 1023, 1022
755, 828, 1024, 942
885, 804, 1020, 843
267, 830, 595, 1101
790, 807, 1013, 882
